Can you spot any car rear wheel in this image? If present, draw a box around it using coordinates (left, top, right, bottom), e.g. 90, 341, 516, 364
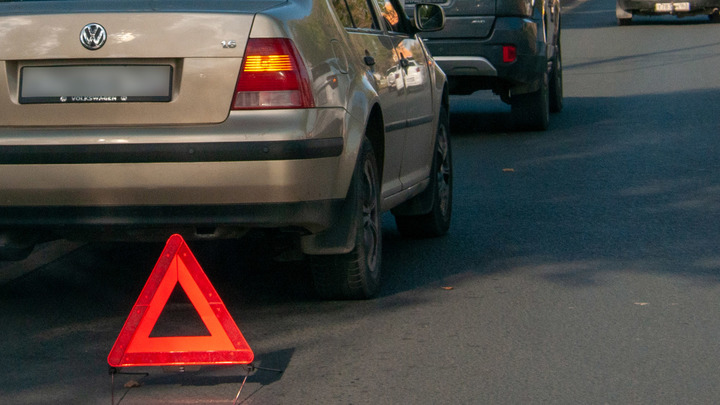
310, 136, 381, 300
394, 106, 452, 238
511, 70, 550, 131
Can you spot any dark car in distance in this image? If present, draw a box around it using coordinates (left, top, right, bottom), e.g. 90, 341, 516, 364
616, 0, 720, 25
406, 0, 563, 131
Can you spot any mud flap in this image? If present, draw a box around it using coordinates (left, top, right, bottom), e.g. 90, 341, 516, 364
300, 184, 359, 255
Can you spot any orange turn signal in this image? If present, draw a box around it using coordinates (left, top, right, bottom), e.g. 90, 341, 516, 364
243, 55, 293, 72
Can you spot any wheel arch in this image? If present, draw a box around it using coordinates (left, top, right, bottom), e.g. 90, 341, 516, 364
365, 103, 385, 184
301, 102, 385, 256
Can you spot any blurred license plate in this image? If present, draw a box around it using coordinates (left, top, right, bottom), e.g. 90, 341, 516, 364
655, 2, 690, 11
20, 65, 172, 104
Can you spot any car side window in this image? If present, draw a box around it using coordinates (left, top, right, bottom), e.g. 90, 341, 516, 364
331, 0, 355, 27
331, 0, 378, 30
372, 0, 402, 33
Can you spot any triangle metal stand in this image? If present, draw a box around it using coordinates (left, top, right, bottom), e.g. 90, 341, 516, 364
109, 367, 149, 405
232, 363, 284, 405
109, 363, 283, 405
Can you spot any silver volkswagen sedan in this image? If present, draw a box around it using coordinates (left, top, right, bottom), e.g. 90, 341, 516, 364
0, 0, 451, 299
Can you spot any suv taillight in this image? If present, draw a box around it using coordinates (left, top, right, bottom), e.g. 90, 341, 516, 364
232, 38, 315, 110
503, 45, 517, 63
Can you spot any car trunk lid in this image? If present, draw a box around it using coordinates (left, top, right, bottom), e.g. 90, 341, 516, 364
0, 0, 286, 126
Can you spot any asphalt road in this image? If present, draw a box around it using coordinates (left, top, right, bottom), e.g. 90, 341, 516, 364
3, 0, 720, 403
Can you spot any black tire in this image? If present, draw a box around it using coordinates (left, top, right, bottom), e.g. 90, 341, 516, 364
549, 37, 563, 114
394, 106, 452, 238
310, 136, 382, 300
710, 10, 720, 23
511, 70, 550, 131
618, 17, 632, 25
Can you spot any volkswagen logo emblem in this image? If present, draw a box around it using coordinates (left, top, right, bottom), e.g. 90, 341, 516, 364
80, 23, 107, 50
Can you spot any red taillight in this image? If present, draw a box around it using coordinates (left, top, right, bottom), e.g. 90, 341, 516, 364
503, 45, 517, 63
232, 38, 314, 110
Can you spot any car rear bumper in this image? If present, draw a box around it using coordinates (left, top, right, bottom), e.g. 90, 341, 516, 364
431, 56, 498, 78
423, 16, 545, 92
0, 108, 355, 232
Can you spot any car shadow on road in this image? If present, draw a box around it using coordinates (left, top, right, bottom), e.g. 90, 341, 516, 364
449, 91, 568, 135
383, 89, 720, 297
449, 93, 515, 134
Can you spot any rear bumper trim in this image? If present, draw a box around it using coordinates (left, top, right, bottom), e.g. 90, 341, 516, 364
0, 200, 344, 229
0, 138, 344, 164
433, 56, 498, 77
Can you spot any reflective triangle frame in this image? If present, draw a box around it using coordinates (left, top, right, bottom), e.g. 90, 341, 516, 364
108, 234, 254, 367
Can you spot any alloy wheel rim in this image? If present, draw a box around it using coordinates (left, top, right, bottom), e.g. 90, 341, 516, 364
362, 159, 379, 274
436, 125, 451, 216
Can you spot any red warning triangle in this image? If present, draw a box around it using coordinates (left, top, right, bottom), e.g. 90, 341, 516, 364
108, 234, 254, 367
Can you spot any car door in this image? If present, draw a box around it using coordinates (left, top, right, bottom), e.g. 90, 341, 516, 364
330, 0, 407, 197
371, 0, 435, 190
396, 36, 434, 189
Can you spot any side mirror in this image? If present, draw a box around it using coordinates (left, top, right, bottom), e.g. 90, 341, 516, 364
414, 4, 445, 31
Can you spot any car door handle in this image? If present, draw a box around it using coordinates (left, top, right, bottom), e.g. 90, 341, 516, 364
363, 55, 376, 66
